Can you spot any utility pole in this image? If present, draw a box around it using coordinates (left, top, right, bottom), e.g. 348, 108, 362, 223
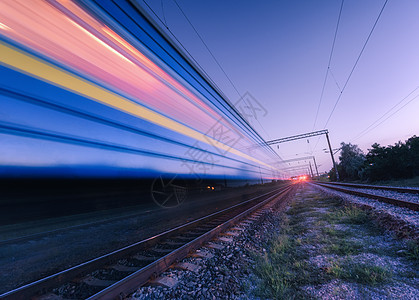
313, 156, 319, 176
267, 129, 339, 181
309, 161, 314, 178
279, 155, 320, 177
325, 132, 339, 181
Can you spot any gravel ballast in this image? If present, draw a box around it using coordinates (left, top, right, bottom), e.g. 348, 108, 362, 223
0, 185, 280, 294
314, 183, 419, 239
319, 183, 419, 204
129, 183, 418, 299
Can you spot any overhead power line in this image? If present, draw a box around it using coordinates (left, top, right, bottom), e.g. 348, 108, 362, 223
267, 130, 328, 145
141, 0, 223, 93
322, 0, 389, 129
160, 0, 168, 27
328, 68, 343, 93
312, 0, 345, 130
140, 0, 257, 136
172, 0, 240, 97
141, 0, 279, 159
351, 86, 419, 142
312, 0, 389, 154
171, 0, 274, 142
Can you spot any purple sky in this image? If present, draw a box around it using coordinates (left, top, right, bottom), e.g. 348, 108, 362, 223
143, 0, 419, 176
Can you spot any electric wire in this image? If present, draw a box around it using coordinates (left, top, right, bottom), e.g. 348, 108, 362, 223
160, 0, 167, 27
140, 0, 224, 97
312, 0, 389, 155
328, 67, 343, 93
312, 0, 344, 130
140, 0, 273, 154
171, 0, 276, 145
351, 86, 419, 142
322, 0, 389, 129
172, 0, 240, 98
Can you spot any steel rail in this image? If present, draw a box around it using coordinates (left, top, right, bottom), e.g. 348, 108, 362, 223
88, 184, 294, 299
313, 182, 419, 211
320, 181, 419, 194
0, 184, 293, 300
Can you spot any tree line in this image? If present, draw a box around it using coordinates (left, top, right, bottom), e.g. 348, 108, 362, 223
328, 135, 419, 182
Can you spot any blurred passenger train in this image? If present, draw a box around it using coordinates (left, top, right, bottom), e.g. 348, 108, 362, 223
0, 0, 282, 184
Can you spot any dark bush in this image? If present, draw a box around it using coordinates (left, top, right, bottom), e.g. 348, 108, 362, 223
329, 136, 419, 182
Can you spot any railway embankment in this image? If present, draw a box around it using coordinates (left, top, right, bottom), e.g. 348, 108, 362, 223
0, 184, 282, 295
130, 183, 418, 299
314, 183, 419, 239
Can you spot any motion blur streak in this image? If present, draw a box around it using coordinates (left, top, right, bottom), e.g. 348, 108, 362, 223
0, 42, 271, 169
0, 0, 281, 179
0, 0, 224, 135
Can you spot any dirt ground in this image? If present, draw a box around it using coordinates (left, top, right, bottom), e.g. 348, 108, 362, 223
249, 184, 418, 299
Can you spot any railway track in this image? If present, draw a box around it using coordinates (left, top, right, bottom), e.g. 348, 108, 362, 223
313, 182, 419, 211
320, 181, 419, 194
0, 184, 294, 300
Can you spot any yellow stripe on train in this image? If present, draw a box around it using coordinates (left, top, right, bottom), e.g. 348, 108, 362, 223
0, 42, 276, 170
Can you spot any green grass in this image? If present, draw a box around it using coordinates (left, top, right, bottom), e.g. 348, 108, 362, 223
399, 241, 419, 261
251, 192, 397, 298
325, 239, 363, 256
253, 233, 320, 299
289, 221, 309, 235
252, 213, 317, 298
325, 260, 344, 278
325, 205, 370, 225
253, 234, 296, 298
287, 204, 314, 216
326, 259, 392, 285
321, 226, 349, 238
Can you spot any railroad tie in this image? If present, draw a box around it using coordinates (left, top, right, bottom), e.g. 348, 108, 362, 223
163, 241, 184, 246
133, 254, 156, 261
149, 276, 179, 289
173, 262, 201, 273
36, 293, 64, 300
191, 250, 214, 259
206, 242, 225, 250
218, 236, 234, 243
109, 264, 139, 272
231, 226, 246, 231
152, 247, 174, 254
82, 275, 117, 287
224, 231, 240, 237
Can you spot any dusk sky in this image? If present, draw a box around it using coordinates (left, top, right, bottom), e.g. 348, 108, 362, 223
142, 0, 419, 175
